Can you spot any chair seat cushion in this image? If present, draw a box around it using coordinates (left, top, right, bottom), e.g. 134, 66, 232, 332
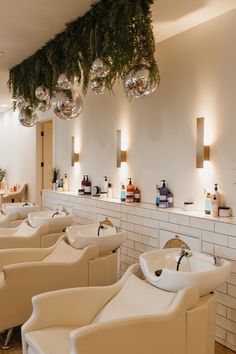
26, 327, 76, 354
93, 274, 176, 324
42, 240, 82, 262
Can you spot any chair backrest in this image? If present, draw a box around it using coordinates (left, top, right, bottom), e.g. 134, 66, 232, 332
93, 274, 176, 324
42, 239, 83, 263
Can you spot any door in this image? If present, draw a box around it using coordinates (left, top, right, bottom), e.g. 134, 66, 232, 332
36, 120, 53, 207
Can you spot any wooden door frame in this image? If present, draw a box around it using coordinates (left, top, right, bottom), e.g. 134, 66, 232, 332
36, 119, 53, 208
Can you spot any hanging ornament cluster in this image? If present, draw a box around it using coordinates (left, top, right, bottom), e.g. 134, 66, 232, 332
9, 0, 160, 126
89, 58, 110, 94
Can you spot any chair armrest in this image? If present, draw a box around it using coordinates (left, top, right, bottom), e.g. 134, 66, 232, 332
71, 287, 199, 354
0, 247, 52, 271
0, 235, 40, 249
0, 227, 16, 235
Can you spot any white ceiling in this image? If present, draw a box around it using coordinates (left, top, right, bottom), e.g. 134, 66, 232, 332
1, 0, 236, 112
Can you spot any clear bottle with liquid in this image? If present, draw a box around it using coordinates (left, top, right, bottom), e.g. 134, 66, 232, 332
156, 185, 160, 206
205, 192, 212, 215
120, 184, 126, 202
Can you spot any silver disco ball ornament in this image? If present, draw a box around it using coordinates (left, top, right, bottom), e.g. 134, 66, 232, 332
51, 91, 83, 120
123, 70, 136, 97
124, 67, 157, 97
90, 58, 110, 78
37, 100, 51, 112
16, 96, 29, 110
132, 68, 150, 97
19, 108, 38, 127
90, 78, 105, 94
57, 74, 73, 90
35, 86, 49, 101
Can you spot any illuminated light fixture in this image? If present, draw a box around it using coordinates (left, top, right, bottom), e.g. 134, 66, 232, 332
116, 129, 127, 168
196, 117, 210, 168
71, 136, 79, 166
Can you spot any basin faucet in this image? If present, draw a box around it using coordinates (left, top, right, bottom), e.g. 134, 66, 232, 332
52, 209, 59, 218
97, 222, 107, 236
22, 202, 29, 207
214, 256, 221, 267
176, 248, 192, 271
61, 206, 69, 215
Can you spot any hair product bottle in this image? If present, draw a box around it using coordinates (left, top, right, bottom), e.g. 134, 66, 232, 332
120, 184, 126, 202
126, 178, 135, 203
213, 183, 222, 207
134, 187, 141, 202
211, 194, 219, 217
205, 192, 212, 215
156, 185, 160, 206
84, 175, 91, 195
63, 174, 69, 192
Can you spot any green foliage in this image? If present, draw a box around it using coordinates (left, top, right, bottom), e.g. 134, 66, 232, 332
8, 0, 159, 109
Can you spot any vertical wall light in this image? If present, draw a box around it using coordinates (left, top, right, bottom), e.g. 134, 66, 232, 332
71, 136, 79, 166
116, 129, 127, 168
196, 117, 210, 168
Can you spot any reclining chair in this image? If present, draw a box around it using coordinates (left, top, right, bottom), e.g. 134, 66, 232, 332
22, 264, 216, 354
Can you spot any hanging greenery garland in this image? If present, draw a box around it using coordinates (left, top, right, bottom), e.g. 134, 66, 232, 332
8, 0, 160, 115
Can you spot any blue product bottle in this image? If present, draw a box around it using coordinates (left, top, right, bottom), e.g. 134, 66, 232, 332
156, 185, 160, 206
120, 184, 126, 202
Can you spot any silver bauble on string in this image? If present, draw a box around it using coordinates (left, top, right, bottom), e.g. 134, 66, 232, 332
57, 74, 73, 90
124, 67, 157, 97
19, 109, 38, 127
90, 78, 105, 94
123, 70, 136, 97
90, 58, 110, 78
16, 96, 28, 110
37, 100, 51, 112
51, 91, 83, 120
35, 86, 49, 101
131, 68, 150, 97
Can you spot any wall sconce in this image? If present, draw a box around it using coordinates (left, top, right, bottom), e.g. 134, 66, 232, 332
71, 136, 79, 166
116, 129, 127, 168
196, 117, 210, 168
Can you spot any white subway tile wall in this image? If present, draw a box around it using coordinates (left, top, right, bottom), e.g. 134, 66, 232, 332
43, 190, 236, 352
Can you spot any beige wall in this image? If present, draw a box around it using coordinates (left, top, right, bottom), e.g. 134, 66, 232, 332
0, 110, 36, 201
1, 9, 236, 212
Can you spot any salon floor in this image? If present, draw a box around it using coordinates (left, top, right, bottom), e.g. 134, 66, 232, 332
0, 330, 234, 354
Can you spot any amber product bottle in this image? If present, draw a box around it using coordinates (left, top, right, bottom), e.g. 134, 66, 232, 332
134, 187, 141, 202
126, 178, 135, 203
84, 175, 91, 195
78, 175, 85, 195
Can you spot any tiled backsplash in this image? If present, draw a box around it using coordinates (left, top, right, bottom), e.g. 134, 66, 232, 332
42, 190, 236, 352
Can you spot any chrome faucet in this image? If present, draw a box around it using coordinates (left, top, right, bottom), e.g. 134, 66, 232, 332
176, 248, 192, 271
214, 256, 221, 267
97, 222, 107, 236
61, 206, 69, 215
52, 209, 59, 218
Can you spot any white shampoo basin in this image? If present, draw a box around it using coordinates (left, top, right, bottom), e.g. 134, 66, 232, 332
28, 210, 73, 233
66, 224, 127, 253
2, 202, 39, 218
140, 248, 231, 296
